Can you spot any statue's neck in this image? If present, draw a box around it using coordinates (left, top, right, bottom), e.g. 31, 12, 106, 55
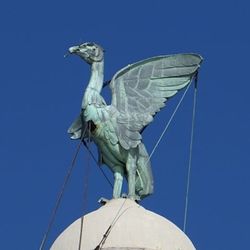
87, 61, 104, 93
82, 60, 104, 108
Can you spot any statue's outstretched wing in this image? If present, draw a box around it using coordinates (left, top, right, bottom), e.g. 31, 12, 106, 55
110, 53, 203, 150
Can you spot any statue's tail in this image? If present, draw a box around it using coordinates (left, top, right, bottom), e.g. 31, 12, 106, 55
135, 143, 154, 199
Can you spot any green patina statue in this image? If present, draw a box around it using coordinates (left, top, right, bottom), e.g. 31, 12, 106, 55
67, 42, 202, 201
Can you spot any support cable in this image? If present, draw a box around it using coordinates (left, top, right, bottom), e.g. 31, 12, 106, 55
183, 73, 198, 233
94, 198, 128, 250
38, 133, 85, 250
39, 121, 113, 250
145, 81, 192, 167
78, 124, 92, 250
81, 141, 113, 189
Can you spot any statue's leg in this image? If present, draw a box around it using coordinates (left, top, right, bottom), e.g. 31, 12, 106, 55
126, 149, 138, 200
113, 168, 124, 199
136, 143, 154, 199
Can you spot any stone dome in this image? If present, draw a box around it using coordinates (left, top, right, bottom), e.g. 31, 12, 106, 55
50, 198, 195, 250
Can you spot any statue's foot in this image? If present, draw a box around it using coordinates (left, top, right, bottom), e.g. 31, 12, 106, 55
120, 193, 141, 203
98, 197, 109, 205
127, 194, 141, 203
121, 193, 128, 198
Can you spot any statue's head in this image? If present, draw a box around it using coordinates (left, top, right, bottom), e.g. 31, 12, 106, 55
68, 42, 104, 64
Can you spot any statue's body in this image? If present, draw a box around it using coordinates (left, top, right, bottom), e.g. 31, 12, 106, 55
67, 42, 202, 201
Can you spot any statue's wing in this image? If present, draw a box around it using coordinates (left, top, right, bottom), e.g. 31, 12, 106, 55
68, 114, 85, 139
110, 53, 203, 150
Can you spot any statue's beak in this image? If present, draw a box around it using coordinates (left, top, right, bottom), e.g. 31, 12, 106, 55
69, 46, 80, 54
64, 46, 80, 58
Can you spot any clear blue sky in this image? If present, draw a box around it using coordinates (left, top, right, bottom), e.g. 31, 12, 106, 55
1, 1, 249, 249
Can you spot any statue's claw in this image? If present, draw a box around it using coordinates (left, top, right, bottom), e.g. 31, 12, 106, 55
98, 197, 109, 205
121, 193, 128, 198
125, 193, 141, 203
129, 195, 141, 202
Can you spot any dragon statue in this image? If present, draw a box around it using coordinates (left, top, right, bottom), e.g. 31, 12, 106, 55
67, 42, 202, 201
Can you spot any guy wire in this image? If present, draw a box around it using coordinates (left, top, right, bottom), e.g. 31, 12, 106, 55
145, 81, 192, 168
183, 73, 198, 233
38, 127, 86, 250
78, 123, 92, 250
94, 198, 129, 249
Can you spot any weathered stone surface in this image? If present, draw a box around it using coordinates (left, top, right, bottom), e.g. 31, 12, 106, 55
50, 198, 195, 250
